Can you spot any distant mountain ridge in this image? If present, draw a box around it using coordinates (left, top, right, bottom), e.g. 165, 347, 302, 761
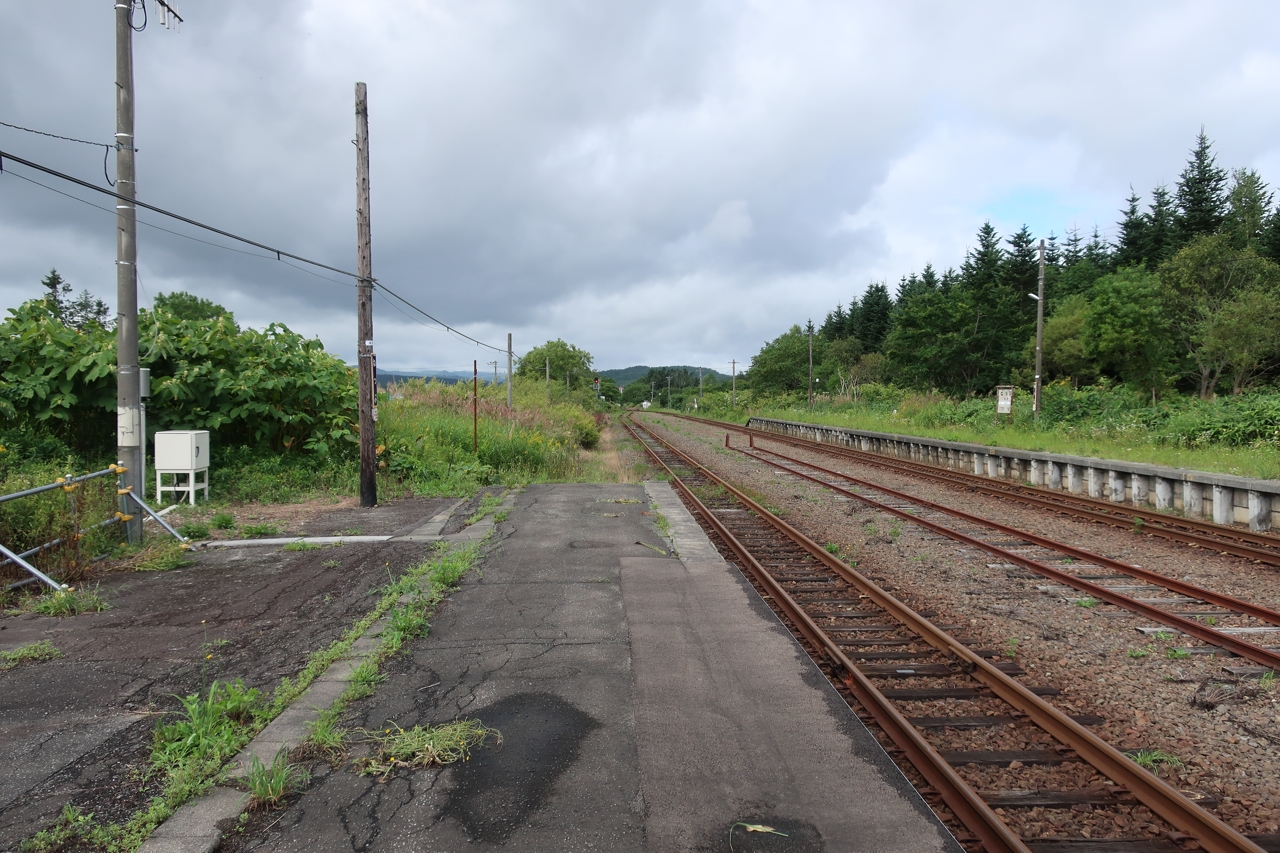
598, 365, 727, 385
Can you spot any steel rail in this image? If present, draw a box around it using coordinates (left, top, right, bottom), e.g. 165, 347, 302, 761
738, 442, 1280, 672
678, 414, 1280, 565
620, 416, 1031, 853
627, 413, 1267, 853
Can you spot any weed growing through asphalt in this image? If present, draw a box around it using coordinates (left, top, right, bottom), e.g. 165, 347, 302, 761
24, 585, 110, 617
598, 498, 641, 504
1127, 748, 1183, 770
151, 680, 263, 771
0, 639, 62, 670
304, 705, 347, 761
493, 509, 509, 523
650, 504, 672, 539
1166, 647, 1193, 660
282, 541, 323, 552
177, 521, 211, 540
240, 522, 281, 538
322, 558, 341, 568
22, 540, 486, 853
356, 720, 500, 781
345, 659, 386, 700
210, 512, 236, 530
136, 540, 193, 572
465, 493, 505, 525
244, 748, 310, 810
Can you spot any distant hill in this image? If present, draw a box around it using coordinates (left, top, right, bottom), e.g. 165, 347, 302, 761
377, 369, 505, 387
599, 365, 727, 386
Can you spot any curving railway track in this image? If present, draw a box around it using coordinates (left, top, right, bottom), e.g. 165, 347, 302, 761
675, 414, 1280, 567
622, 412, 1275, 853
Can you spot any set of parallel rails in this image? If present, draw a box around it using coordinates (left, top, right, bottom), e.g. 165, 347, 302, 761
621, 414, 1269, 853
728, 440, 1280, 671
674, 414, 1280, 567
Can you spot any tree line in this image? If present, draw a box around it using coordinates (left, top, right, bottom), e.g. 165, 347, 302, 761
746, 131, 1280, 402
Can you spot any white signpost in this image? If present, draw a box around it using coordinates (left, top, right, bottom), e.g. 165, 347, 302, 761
996, 386, 1014, 417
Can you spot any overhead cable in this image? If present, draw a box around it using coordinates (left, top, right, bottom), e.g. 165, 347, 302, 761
1, 146, 508, 350
1, 119, 121, 186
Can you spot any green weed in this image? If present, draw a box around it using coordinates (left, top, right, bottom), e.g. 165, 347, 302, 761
356, 720, 500, 780
26, 585, 110, 617
243, 748, 310, 810
1003, 637, 1019, 659
136, 541, 192, 572
322, 558, 341, 568
465, 493, 504, 525
282, 541, 323, 552
1260, 669, 1275, 690
1074, 597, 1100, 609
1165, 647, 1193, 660
151, 680, 262, 770
1127, 648, 1151, 659
240, 522, 281, 538
177, 522, 210, 540
824, 542, 840, 555
1127, 748, 1183, 770
0, 640, 62, 670
210, 512, 236, 530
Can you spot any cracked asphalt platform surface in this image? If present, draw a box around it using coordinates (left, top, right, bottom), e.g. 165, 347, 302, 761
230, 483, 960, 853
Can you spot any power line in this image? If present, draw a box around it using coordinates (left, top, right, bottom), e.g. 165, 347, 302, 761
1, 146, 508, 351
0, 147, 363, 281
0, 120, 121, 186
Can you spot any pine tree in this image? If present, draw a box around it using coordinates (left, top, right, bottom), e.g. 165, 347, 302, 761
41, 269, 71, 317
1114, 188, 1150, 268
1223, 168, 1272, 250
920, 263, 940, 291
819, 303, 847, 339
1062, 227, 1084, 266
843, 296, 862, 340
1147, 184, 1176, 264
1173, 129, 1228, 246
1084, 226, 1112, 270
39, 268, 111, 330
1002, 225, 1040, 329
1044, 233, 1061, 269
1260, 209, 1280, 263
858, 283, 894, 352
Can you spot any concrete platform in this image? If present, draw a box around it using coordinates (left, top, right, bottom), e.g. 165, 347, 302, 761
237, 483, 960, 852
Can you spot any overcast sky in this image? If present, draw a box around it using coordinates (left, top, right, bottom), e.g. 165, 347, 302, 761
4, 1, 1280, 374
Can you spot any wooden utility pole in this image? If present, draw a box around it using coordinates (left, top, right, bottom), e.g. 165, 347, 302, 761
506, 333, 513, 408
115, 2, 142, 542
1033, 239, 1046, 425
355, 82, 376, 507
807, 320, 814, 410
731, 359, 737, 408
545, 356, 550, 400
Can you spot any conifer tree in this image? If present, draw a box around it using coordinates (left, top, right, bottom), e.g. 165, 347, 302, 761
1114, 188, 1150, 268
1083, 226, 1113, 270
1173, 129, 1228, 246
1062, 227, 1084, 266
857, 283, 894, 352
1223, 168, 1272, 250
1260, 210, 1280, 263
1146, 184, 1176, 264
819, 304, 847, 339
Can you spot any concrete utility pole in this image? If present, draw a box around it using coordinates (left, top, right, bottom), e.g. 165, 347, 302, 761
355, 82, 376, 507
115, 2, 142, 542
506, 333, 513, 408
650, 381, 655, 405
731, 359, 737, 408
488, 360, 498, 386
545, 356, 550, 399
666, 375, 672, 408
698, 367, 703, 400
1033, 239, 1046, 425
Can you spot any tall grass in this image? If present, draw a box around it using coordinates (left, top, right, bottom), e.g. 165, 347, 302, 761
693, 382, 1280, 480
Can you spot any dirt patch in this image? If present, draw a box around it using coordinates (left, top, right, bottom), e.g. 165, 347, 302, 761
0, 495, 462, 850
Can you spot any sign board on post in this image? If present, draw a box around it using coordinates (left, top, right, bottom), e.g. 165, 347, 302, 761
996, 386, 1014, 415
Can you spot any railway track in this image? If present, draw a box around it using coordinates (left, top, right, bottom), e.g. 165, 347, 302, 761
674, 414, 1280, 567
622, 413, 1273, 853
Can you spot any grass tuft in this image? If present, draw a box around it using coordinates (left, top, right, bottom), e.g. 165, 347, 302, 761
356, 720, 500, 780
243, 748, 310, 810
0, 639, 62, 670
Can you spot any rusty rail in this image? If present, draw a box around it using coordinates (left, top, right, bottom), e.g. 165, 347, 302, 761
624, 413, 1266, 853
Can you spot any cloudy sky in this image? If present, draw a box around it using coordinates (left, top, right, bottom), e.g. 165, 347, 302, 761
4, 1, 1280, 374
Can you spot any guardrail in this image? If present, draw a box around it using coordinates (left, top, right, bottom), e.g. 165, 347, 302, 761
1, 464, 186, 592
747, 417, 1280, 532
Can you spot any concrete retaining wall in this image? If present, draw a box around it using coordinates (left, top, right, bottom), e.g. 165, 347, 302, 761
746, 417, 1280, 532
